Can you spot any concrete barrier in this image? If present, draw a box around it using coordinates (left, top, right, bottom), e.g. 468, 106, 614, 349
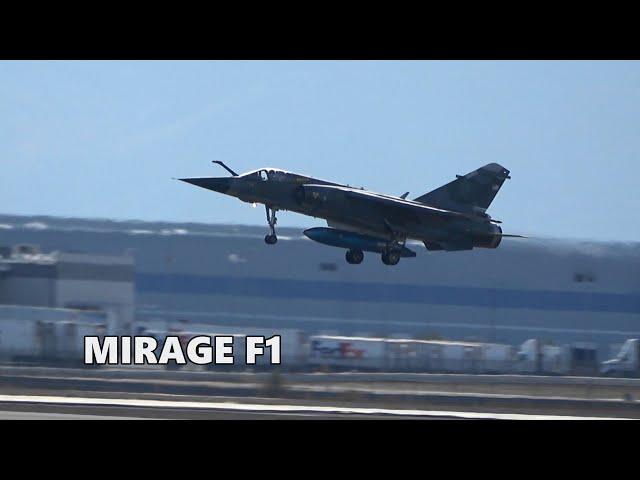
2, 365, 640, 387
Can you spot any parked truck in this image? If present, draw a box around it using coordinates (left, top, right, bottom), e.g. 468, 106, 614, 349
516, 339, 598, 375
601, 339, 640, 377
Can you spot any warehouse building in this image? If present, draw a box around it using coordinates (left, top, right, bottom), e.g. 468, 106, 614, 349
0, 214, 638, 357
0, 243, 134, 334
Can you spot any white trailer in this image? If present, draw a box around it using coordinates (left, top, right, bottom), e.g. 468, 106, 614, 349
0, 317, 39, 359
54, 321, 108, 360
541, 345, 567, 374
307, 336, 515, 373
385, 338, 426, 371
421, 341, 483, 373
140, 324, 305, 369
307, 335, 387, 370
516, 339, 567, 374
479, 343, 517, 373
0, 315, 106, 363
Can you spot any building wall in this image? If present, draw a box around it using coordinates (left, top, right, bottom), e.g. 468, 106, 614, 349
55, 252, 135, 334
0, 242, 135, 335
55, 280, 134, 334
0, 277, 53, 306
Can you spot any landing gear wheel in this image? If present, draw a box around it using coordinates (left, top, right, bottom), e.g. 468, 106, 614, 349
346, 249, 364, 264
264, 234, 278, 245
264, 205, 278, 245
381, 250, 400, 266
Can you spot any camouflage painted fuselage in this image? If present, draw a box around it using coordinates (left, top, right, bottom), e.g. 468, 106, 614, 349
180, 163, 511, 252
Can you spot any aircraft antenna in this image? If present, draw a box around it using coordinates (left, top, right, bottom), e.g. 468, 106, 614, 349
212, 160, 239, 177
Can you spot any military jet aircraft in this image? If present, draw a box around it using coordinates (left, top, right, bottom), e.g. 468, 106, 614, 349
179, 161, 523, 266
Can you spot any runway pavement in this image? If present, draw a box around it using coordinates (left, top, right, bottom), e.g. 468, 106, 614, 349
0, 410, 147, 420
0, 395, 628, 420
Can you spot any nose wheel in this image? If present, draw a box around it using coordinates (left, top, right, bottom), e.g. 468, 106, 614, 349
264, 205, 278, 245
265, 234, 277, 244
346, 249, 364, 264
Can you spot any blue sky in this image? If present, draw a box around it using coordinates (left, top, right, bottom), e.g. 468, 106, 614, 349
1, 60, 639, 241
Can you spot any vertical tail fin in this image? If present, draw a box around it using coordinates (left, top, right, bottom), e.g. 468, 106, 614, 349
413, 163, 510, 213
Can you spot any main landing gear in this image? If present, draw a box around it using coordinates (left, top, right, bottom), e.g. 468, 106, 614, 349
345, 249, 364, 264
380, 230, 405, 266
264, 205, 278, 245
381, 249, 401, 266
342, 232, 406, 266
344, 247, 400, 265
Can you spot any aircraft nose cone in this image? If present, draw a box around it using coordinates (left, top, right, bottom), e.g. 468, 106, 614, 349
179, 177, 232, 194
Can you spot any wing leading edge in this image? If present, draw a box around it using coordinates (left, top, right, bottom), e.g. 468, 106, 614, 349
304, 184, 470, 220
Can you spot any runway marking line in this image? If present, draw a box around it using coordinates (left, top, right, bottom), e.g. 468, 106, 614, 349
0, 394, 628, 420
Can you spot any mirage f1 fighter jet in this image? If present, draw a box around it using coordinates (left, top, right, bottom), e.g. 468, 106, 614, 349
179, 161, 523, 266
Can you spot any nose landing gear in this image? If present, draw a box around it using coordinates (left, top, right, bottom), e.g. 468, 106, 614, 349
264, 205, 278, 245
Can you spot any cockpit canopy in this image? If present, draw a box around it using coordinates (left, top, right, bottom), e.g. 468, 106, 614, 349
241, 168, 297, 182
